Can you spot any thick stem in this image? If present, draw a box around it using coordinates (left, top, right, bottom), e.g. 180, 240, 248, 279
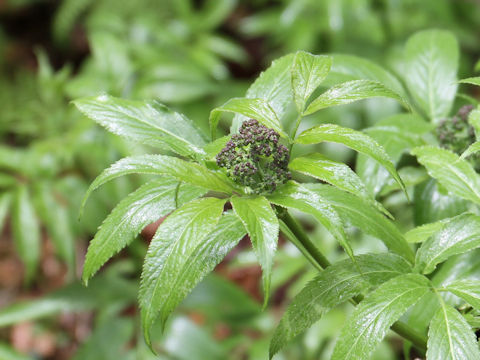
278, 211, 427, 352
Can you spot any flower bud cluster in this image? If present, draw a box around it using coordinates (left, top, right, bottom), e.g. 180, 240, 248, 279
216, 119, 291, 194
436, 105, 480, 169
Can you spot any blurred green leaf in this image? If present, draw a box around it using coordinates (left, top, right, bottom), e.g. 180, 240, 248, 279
404, 30, 459, 122
12, 185, 40, 283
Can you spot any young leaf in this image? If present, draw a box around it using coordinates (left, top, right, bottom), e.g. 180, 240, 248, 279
231, 54, 294, 132
291, 51, 331, 112
74, 94, 206, 157
415, 213, 480, 274
427, 301, 480, 360
442, 279, 480, 310
306, 184, 414, 262
12, 185, 40, 283
405, 220, 446, 243
210, 97, 286, 140
289, 153, 390, 217
331, 274, 431, 360
267, 181, 353, 260
296, 124, 406, 196
459, 77, 480, 87
412, 146, 480, 205
231, 195, 279, 305
82, 179, 206, 283
303, 80, 407, 116
81, 154, 235, 213
140, 197, 226, 346
404, 30, 459, 122
269, 253, 411, 357
326, 54, 407, 98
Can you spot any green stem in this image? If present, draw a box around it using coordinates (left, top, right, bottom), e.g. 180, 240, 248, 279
278, 211, 427, 353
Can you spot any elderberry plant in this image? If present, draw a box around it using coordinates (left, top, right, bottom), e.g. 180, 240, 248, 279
76, 29, 480, 360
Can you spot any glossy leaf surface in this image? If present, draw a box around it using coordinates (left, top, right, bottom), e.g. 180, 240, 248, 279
74, 95, 206, 156
82, 179, 206, 283
332, 274, 430, 360
140, 197, 226, 345
231, 195, 279, 304
404, 30, 459, 122
270, 253, 411, 357
416, 213, 480, 274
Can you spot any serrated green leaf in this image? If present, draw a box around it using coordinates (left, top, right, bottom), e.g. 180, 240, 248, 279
140, 197, 225, 346
305, 184, 414, 262
427, 301, 480, 360
231, 54, 295, 132
326, 54, 407, 98
412, 146, 480, 205
33, 182, 75, 270
81, 155, 235, 213
404, 30, 459, 122
210, 97, 286, 140
83, 179, 206, 283
291, 51, 331, 112
289, 153, 390, 217
460, 77, 480, 87
416, 213, 480, 274
12, 185, 40, 283
405, 219, 446, 243
268, 181, 352, 260
144, 213, 245, 346
296, 124, 406, 197
442, 279, 480, 310
269, 253, 411, 357
74, 94, 206, 157
231, 195, 279, 305
304, 80, 407, 116
332, 274, 431, 360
